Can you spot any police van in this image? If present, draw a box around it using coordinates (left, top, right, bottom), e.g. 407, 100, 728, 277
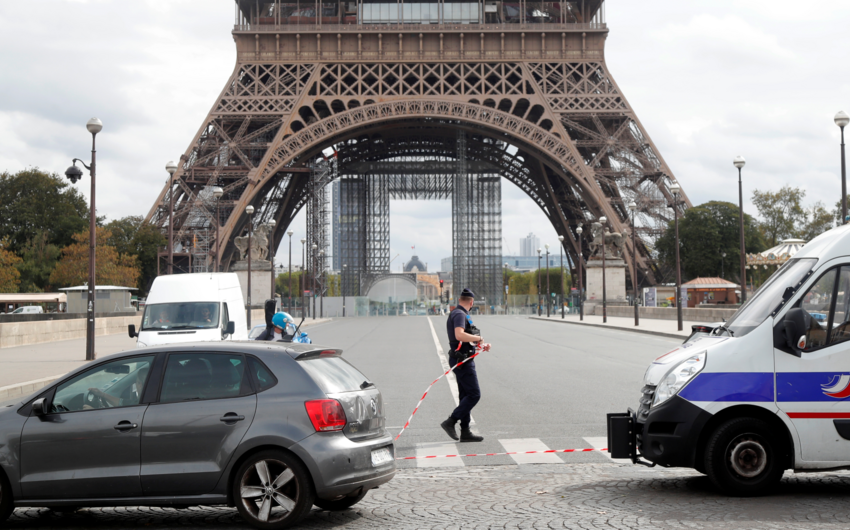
608, 223, 850, 496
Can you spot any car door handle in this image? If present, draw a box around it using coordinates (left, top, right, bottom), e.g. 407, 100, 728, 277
114, 421, 138, 431
220, 413, 246, 423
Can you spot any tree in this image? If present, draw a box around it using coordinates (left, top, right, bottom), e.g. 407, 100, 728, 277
0, 168, 89, 253
751, 186, 806, 247
15, 232, 62, 292
49, 227, 140, 289
655, 201, 766, 283
0, 240, 22, 293
799, 201, 834, 242
105, 216, 165, 296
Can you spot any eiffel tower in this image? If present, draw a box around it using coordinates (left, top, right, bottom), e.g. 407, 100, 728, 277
146, 0, 691, 304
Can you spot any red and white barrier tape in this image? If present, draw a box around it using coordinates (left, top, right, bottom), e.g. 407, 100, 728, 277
397, 447, 609, 460
394, 342, 488, 442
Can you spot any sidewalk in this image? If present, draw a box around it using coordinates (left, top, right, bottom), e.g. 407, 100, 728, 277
530, 313, 703, 339
0, 318, 333, 401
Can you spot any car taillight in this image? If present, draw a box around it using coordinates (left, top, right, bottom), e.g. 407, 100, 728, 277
305, 399, 346, 432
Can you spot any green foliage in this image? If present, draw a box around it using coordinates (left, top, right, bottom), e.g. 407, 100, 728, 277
655, 201, 766, 283
751, 185, 806, 247
0, 240, 23, 293
49, 227, 140, 289
15, 232, 62, 292
104, 216, 165, 296
0, 168, 89, 253
800, 201, 834, 242
505, 268, 569, 296
276, 271, 307, 301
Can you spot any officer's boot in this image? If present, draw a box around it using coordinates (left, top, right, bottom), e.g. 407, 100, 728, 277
440, 417, 459, 441
459, 428, 484, 443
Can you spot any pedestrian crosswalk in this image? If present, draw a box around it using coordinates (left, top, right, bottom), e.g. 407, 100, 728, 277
405, 437, 612, 468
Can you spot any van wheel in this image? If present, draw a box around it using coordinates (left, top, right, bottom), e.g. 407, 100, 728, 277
233, 450, 314, 529
0, 471, 13, 522
704, 417, 785, 496
314, 490, 368, 511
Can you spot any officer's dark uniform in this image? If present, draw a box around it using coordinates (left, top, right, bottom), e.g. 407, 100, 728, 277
440, 288, 484, 442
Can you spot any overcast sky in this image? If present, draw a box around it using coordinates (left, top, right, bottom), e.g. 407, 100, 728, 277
2, 1, 850, 272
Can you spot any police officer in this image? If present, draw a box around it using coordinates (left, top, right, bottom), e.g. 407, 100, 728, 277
440, 288, 491, 442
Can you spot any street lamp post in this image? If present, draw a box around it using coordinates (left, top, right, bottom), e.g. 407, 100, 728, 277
245, 205, 255, 329
576, 224, 584, 321
629, 200, 639, 327
287, 230, 294, 315
721, 251, 726, 279
671, 181, 684, 331
558, 236, 564, 319
166, 160, 178, 274
836, 111, 850, 224
343, 264, 347, 317
268, 220, 276, 302
64, 117, 102, 362
537, 248, 542, 316
545, 243, 551, 317
311, 243, 318, 320
319, 250, 325, 318
733, 156, 747, 304
600, 216, 608, 324
212, 187, 223, 272
300, 238, 306, 317
504, 262, 509, 315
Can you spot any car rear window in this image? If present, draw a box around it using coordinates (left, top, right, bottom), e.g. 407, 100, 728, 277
298, 357, 369, 394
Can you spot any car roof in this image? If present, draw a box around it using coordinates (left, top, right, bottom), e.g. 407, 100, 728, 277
93, 341, 337, 364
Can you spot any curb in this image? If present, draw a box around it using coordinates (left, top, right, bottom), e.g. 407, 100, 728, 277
0, 375, 63, 401
529, 317, 687, 340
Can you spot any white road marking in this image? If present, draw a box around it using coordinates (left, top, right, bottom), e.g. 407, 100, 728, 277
414, 442, 465, 468
584, 436, 630, 464
499, 438, 563, 465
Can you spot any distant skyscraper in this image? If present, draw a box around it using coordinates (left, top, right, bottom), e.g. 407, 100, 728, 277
520, 233, 540, 257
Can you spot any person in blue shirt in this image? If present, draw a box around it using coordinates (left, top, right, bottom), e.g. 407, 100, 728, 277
440, 288, 490, 442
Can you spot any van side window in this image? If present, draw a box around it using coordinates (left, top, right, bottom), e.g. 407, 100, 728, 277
829, 266, 850, 345
799, 269, 837, 350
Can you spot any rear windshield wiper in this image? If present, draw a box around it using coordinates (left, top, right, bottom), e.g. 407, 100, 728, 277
360, 381, 374, 389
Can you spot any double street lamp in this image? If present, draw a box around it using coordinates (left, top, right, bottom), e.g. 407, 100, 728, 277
600, 216, 608, 324
545, 243, 551, 318
670, 182, 684, 331
267, 220, 276, 301
245, 205, 255, 329
576, 224, 584, 321
504, 262, 509, 315
558, 235, 565, 319
537, 248, 542, 316
836, 111, 849, 224
629, 200, 639, 327
212, 187, 224, 272
64, 117, 102, 362
287, 230, 294, 315
166, 161, 178, 274
300, 238, 307, 317
734, 156, 747, 304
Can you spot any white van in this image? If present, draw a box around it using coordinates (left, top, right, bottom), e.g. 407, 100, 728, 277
129, 273, 248, 347
10, 306, 43, 314
608, 223, 850, 496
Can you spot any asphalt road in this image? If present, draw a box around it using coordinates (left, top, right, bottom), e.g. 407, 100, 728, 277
306, 315, 678, 467
8, 316, 850, 529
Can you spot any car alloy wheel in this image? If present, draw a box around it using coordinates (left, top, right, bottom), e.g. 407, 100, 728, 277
234, 450, 313, 529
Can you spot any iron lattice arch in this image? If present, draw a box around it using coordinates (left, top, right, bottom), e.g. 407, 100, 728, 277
147, 21, 692, 294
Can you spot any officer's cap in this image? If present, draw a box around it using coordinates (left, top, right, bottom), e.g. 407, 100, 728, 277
460, 288, 475, 298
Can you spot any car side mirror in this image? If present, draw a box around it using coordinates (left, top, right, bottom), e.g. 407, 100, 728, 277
32, 398, 47, 416
784, 308, 809, 357
223, 321, 236, 337
128, 324, 137, 338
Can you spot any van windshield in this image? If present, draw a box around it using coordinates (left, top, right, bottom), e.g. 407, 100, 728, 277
721, 258, 817, 337
141, 302, 220, 331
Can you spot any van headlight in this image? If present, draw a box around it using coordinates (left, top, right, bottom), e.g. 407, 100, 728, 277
653, 351, 706, 407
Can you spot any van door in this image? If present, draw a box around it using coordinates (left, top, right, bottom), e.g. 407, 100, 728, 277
775, 264, 850, 462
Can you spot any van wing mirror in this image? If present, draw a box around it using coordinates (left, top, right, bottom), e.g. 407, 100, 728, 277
223, 321, 236, 337
783, 308, 809, 357
128, 324, 137, 338
31, 398, 47, 416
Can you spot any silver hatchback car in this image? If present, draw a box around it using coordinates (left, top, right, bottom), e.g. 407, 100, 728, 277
0, 342, 395, 528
